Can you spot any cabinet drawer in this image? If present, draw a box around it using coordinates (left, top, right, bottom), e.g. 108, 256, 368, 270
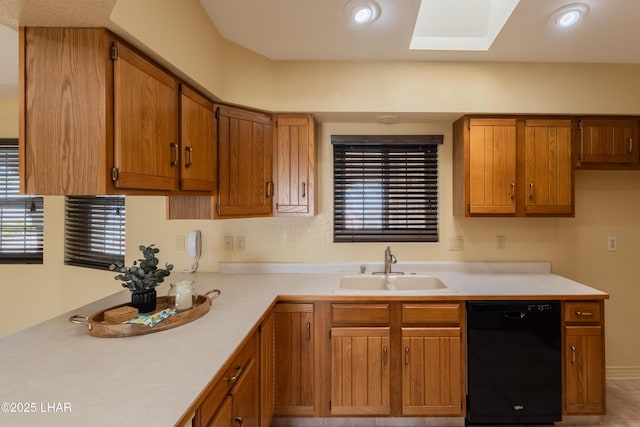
199, 336, 257, 426
564, 301, 602, 323
402, 303, 461, 325
331, 303, 390, 324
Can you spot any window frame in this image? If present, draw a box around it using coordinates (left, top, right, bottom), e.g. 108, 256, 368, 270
64, 196, 126, 270
332, 135, 442, 243
0, 138, 44, 264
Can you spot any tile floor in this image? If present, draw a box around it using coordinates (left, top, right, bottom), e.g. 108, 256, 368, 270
271, 379, 640, 427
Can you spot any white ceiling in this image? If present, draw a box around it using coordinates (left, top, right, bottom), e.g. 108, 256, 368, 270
200, 0, 640, 63
2, 0, 640, 98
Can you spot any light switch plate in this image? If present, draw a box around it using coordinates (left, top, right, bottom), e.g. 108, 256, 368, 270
449, 236, 463, 251
607, 236, 618, 252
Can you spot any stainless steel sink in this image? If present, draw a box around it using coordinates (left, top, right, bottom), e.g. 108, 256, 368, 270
333, 273, 456, 294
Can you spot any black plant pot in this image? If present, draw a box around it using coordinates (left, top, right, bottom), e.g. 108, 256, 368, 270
131, 289, 157, 313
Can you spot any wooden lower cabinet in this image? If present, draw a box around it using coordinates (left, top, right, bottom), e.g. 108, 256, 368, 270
401, 327, 463, 416
273, 303, 315, 416
196, 334, 259, 427
330, 327, 391, 415
563, 300, 606, 415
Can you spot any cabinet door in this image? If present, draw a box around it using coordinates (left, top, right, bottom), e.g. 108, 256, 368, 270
274, 114, 315, 216
565, 326, 605, 414
401, 327, 462, 416
330, 327, 390, 416
468, 118, 517, 215
207, 396, 232, 427
113, 41, 179, 191
274, 303, 314, 416
231, 358, 259, 427
180, 86, 216, 191
524, 119, 573, 215
579, 118, 638, 165
216, 105, 273, 218
259, 310, 275, 426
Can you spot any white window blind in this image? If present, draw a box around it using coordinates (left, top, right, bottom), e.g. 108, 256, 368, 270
0, 139, 43, 263
65, 196, 125, 270
332, 135, 442, 243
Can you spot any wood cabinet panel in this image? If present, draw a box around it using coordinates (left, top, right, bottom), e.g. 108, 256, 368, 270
565, 325, 605, 414
578, 118, 639, 166
206, 396, 232, 427
231, 358, 259, 427
20, 27, 111, 194
401, 327, 463, 416
402, 304, 461, 325
523, 119, 573, 215
180, 85, 216, 191
565, 302, 602, 324
331, 303, 390, 325
468, 118, 517, 215
216, 105, 273, 218
274, 114, 315, 216
113, 41, 178, 191
274, 303, 314, 416
259, 310, 274, 427
330, 327, 391, 416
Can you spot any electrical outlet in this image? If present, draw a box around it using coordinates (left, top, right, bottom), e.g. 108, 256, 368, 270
497, 235, 506, 250
224, 236, 233, 251
607, 236, 618, 252
176, 235, 185, 251
235, 236, 245, 251
449, 235, 463, 251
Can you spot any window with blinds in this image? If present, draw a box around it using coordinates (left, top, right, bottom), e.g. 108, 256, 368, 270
65, 196, 125, 270
332, 135, 442, 243
0, 139, 43, 263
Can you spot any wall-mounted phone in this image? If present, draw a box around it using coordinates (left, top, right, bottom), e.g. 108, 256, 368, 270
184, 230, 201, 273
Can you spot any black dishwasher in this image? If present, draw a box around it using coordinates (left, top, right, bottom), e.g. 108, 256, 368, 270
466, 300, 561, 425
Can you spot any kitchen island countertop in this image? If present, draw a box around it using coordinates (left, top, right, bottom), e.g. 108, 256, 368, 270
0, 262, 608, 427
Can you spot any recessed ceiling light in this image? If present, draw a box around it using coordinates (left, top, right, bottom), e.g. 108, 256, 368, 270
377, 115, 397, 124
345, 0, 381, 24
550, 3, 589, 28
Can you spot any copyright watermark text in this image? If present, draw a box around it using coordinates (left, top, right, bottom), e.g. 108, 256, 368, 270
1, 402, 71, 413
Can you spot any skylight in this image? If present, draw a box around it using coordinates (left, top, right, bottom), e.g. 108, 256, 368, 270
410, 0, 520, 51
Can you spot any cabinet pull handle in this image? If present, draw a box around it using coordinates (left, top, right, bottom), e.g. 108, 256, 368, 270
234, 416, 244, 426
306, 321, 311, 341
575, 311, 594, 317
301, 182, 306, 198
570, 345, 576, 364
170, 143, 179, 167
404, 347, 410, 365
628, 137, 633, 153
529, 182, 535, 200
383, 346, 388, 365
185, 146, 193, 168
510, 183, 516, 201
224, 365, 242, 383
265, 181, 273, 198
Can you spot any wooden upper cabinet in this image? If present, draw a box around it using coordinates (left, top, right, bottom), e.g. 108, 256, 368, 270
453, 116, 574, 217
577, 118, 639, 167
112, 41, 179, 191
20, 27, 184, 195
468, 118, 517, 215
453, 117, 517, 216
20, 27, 112, 195
179, 85, 216, 192
523, 119, 573, 215
215, 105, 273, 218
273, 114, 316, 216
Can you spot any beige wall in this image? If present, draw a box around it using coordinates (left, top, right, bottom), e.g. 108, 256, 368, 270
1, 0, 639, 376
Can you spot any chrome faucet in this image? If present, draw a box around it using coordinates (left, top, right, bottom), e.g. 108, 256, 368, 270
384, 246, 397, 274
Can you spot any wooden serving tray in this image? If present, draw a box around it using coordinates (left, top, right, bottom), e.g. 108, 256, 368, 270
69, 290, 221, 338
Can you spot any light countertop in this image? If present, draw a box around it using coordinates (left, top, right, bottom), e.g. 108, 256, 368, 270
0, 262, 608, 427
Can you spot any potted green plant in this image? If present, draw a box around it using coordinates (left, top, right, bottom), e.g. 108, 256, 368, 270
109, 244, 174, 313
